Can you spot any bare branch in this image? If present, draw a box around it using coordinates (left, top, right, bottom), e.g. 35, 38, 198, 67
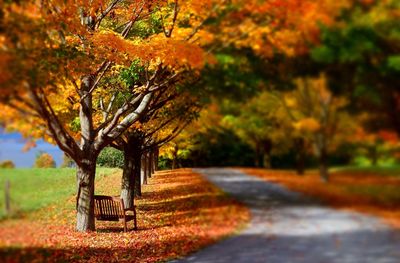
28, 87, 80, 161
95, 0, 123, 29
149, 72, 181, 92
162, 0, 179, 38
121, 0, 146, 38
96, 92, 153, 150
79, 61, 112, 102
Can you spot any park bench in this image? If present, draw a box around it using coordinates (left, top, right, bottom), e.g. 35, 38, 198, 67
94, 195, 137, 232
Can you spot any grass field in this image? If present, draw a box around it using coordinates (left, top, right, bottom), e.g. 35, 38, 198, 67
0, 168, 118, 219
242, 166, 400, 228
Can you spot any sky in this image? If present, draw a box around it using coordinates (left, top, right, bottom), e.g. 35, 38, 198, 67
0, 130, 63, 167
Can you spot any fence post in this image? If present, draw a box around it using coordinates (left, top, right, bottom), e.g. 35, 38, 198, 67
5, 180, 10, 215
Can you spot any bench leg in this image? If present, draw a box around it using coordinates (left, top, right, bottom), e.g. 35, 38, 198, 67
123, 217, 128, 232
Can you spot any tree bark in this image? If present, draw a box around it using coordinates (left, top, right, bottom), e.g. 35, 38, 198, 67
369, 145, 378, 166
147, 151, 152, 178
295, 138, 305, 176
142, 154, 148, 185
76, 76, 97, 232
255, 143, 261, 167
120, 146, 135, 209
154, 147, 159, 171
262, 139, 272, 169
149, 150, 154, 176
319, 151, 329, 183
134, 150, 142, 197
314, 133, 329, 182
76, 160, 96, 232
172, 145, 178, 169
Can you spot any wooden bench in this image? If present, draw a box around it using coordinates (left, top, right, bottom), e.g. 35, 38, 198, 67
94, 195, 137, 232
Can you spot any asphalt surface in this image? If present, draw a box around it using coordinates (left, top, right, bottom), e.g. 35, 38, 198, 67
172, 168, 400, 263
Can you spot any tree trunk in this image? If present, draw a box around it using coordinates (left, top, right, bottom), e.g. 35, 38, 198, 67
369, 145, 378, 166
172, 145, 178, 169
142, 154, 148, 185
262, 139, 272, 169
76, 160, 96, 232
295, 138, 305, 176
134, 150, 142, 197
319, 146, 329, 182
254, 143, 261, 167
148, 151, 152, 178
120, 146, 135, 209
314, 133, 329, 182
121, 134, 143, 199
149, 150, 154, 176
154, 147, 159, 171
76, 75, 97, 232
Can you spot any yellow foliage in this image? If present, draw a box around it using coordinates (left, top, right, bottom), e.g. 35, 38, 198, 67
293, 118, 321, 132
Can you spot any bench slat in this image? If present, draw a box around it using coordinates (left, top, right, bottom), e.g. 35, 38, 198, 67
94, 195, 137, 231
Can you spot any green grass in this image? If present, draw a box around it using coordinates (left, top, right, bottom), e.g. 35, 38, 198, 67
0, 167, 118, 219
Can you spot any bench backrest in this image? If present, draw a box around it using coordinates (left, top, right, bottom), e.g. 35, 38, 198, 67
94, 195, 125, 221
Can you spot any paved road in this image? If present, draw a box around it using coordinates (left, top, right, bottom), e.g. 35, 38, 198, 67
173, 168, 400, 263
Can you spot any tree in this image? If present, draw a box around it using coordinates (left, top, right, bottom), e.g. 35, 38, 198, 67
212, 0, 350, 59
34, 151, 56, 168
0, 0, 215, 231
311, 0, 400, 136
114, 91, 199, 208
0, 160, 15, 168
222, 91, 290, 168
282, 74, 356, 181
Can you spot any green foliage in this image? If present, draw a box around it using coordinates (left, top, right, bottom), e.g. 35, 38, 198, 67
310, 46, 335, 63
70, 117, 81, 132
157, 156, 171, 170
119, 60, 146, 88
309, 2, 400, 135
311, 26, 379, 64
97, 147, 124, 168
0, 160, 15, 168
130, 15, 164, 38
0, 168, 118, 219
200, 52, 261, 102
387, 55, 400, 71
184, 128, 256, 167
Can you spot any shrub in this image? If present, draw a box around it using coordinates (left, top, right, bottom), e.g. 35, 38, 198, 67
34, 152, 56, 168
97, 147, 124, 168
0, 160, 15, 168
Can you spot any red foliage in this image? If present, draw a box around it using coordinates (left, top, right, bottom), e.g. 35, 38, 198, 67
378, 130, 398, 144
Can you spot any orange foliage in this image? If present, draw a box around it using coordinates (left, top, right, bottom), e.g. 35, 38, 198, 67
219, 0, 350, 57
0, 169, 249, 262
242, 168, 400, 229
34, 152, 56, 168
